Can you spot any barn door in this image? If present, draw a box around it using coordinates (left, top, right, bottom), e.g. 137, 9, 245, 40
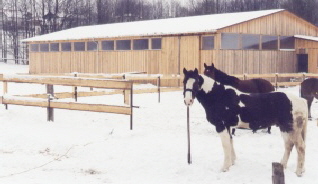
179, 36, 200, 73
297, 54, 308, 73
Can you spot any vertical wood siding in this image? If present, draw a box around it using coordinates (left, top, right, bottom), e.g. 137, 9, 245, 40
27, 10, 316, 87
220, 11, 318, 36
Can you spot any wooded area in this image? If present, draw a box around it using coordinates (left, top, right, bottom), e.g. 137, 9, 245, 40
1, 0, 318, 65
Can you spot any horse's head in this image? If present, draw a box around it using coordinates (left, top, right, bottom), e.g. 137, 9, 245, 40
203, 63, 216, 79
183, 68, 203, 106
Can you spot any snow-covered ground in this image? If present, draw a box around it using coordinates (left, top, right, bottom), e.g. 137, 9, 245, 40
0, 62, 317, 184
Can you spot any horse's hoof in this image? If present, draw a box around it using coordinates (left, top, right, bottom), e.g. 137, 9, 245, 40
221, 166, 230, 172
296, 171, 304, 177
296, 168, 305, 177
221, 168, 229, 172
280, 163, 287, 169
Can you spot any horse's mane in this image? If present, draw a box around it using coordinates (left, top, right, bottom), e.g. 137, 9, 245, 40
213, 68, 240, 87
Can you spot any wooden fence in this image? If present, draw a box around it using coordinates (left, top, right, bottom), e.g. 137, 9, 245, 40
233, 73, 318, 89
0, 74, 135, 129
12, 72, 318, 103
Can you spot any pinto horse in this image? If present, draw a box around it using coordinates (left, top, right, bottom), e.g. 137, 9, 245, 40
183, 68, 307, 176
203, 63, 275, 93
301, 78, 318, 119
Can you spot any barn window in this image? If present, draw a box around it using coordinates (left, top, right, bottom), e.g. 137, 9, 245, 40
262, 35, 278, 50
280, 36, 295, 50
74, 42, 86, 51
40, 44, 49, 52
221, 33, 240, 49
151, 38, 162, 50
116, 40, 131, 50
133, 39, 149, 50
202, 36, 214, 50
242, 34, 260, 50
30, 44, 39, 52
50, 43, 59, 52
87, 41, 98, 51
61, 42, 71, 51
102, 40, 114, 50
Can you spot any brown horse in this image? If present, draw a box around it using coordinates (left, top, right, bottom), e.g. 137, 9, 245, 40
203, 63, 275, 93
203, 63, 275, 133
301, 78, 318, 119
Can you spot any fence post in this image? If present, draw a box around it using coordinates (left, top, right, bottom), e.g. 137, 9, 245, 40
272, 162, 285, 184
275, 73, 279, 91
3, 81, 8, 109
124, 89, 130, 105
47, 84, 54, 122
243, 73, 247, 80
302, 73, 306, 82
157, 76, 161, 103
73, 73, 78, 102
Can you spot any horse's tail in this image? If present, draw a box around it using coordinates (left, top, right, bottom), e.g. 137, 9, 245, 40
300, 99, 308, 142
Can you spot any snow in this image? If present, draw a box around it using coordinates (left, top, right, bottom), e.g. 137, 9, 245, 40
0, 62, 318, 184
22, 9, 284, 42
294, 35, 318, 42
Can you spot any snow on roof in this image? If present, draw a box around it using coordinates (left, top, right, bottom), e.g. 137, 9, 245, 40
294, 35, 318, 42
22, 9, 284, 42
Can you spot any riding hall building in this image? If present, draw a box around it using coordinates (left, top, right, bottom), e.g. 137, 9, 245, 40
22, 9, 318, 77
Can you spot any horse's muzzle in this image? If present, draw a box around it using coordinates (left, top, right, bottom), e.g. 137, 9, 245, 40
184, 98, 194, 106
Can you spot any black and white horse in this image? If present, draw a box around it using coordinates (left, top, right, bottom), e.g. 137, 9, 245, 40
183, 68, 308, 176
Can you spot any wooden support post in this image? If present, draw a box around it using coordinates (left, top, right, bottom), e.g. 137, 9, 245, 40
243, 73, 247, 80
73, 73, 78, 102
302, 73, 306, 82
124, 89, 130, 105
275, 73, 279, 91
123, 74, 127, 104
272, 162, 285, 184
3, 81, 8, 109
47, 84, 54, 122
157, 76, 161, 103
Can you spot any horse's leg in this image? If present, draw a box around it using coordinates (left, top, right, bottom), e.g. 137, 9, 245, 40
280, 132, 294, 169
219, 129, 232, 172
230, 136, 236, 165
294, 134, 306, 176
307, 97, 313, 119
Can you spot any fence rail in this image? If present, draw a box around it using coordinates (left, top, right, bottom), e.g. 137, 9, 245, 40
20, 72, 318, 87
0, 74, 134, 129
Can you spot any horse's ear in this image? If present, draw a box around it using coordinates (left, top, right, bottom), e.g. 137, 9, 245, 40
183, 68, 188, 75
212, 63, 215, 68
204, 63, 207, 68
194, 68, 198, 75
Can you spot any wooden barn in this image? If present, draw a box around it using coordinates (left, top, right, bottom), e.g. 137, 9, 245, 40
22, 9, 318, 76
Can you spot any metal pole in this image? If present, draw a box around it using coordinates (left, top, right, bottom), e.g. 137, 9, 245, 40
130, 82, 133, 130
187, 106, 192, 164
47, 84, 54, 121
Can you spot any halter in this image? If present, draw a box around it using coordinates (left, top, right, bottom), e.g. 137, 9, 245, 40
184, 88, 195, 97
183, 78, 199, 99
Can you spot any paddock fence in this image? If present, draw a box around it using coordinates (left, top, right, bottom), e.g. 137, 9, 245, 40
25, 71, 318, 88
6, 72, 318, 103
0, 74, 135, 129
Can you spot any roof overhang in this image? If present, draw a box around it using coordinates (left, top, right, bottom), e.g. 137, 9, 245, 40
294, 35, 318, 42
